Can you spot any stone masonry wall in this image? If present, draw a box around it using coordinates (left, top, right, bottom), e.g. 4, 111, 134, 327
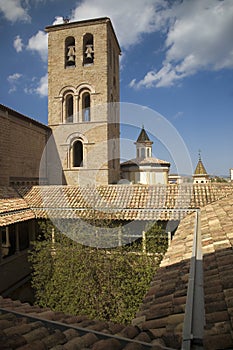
0, 106, 49, 186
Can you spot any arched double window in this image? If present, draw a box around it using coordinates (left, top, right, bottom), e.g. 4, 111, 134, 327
73, 140, 83, 167
83, 33, 94, 65
65, 36, 75, 67
60, 85, 94, 124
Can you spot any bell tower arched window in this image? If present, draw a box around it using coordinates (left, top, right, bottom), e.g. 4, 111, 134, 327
83, 33, 94, 65
82, 92, 90, 121
73, 140, 83, 167
66, 94, 73, 123
65, 36, 75, 67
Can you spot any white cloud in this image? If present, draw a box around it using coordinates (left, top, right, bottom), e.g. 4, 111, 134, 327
13, 35, 24, 52
35, 73, 48, 97
0, 0, 30, 22
70, 0, 167, 48
53, 16, 64, 25
24, 74, 48, 97
7, 72, 22, 93
27, 30, 48, 62
7, 72, 22, 83
130, 0, 233, 88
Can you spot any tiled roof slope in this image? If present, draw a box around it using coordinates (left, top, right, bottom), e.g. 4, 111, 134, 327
0, 297, 165, 349
0, 184, 233, 226
201, 194, 233, 349
133, 212, 195, 348
1, 182, 233, 226
16, 183, 233, 222
1, 189, 233, 348
0, 187, 35, 226
135, 193, 233, 349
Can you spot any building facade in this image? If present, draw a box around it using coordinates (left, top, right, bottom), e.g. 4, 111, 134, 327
45, 17, 121, 185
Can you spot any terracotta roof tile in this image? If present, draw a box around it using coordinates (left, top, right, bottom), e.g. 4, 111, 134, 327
1, 184, 233, 348
14, 183, 233, 223
132, 193, 233, 348
0, 186, 35, 226
0, 298, 157, 349
1, 183, 232, 226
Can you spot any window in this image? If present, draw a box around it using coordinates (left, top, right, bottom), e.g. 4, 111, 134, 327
83, 33, 94, 65
73, 140, 83, 167
65, 36, 75, 67
82, 92, 90, 121
147, 148, 150, 158
141, 148, 145, 159
66, 94, 73, 123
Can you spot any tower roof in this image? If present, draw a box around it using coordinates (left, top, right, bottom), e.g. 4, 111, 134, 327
194, 158, 208, 175
136, 126, 151, 143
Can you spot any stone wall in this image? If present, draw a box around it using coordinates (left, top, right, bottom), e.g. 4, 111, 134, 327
0, 105, 50, 186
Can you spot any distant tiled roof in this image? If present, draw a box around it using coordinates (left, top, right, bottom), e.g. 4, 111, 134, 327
1, 183, 233, 226
17, 183, 233, 221
136, 127, 151, 143
0, 187, 35, 226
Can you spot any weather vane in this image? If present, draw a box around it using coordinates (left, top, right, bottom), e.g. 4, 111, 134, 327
198, 149, 202, 160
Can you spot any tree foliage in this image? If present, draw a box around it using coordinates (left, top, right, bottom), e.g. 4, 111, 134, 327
29, 219, 168, 324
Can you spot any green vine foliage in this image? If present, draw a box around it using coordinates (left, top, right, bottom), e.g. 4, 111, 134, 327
29, 219, 168, 324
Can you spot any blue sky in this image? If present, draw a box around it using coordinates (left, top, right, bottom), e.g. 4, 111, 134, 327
0, 0, 233, 176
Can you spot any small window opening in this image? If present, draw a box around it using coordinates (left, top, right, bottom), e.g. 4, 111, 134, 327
73, 141, 83, 167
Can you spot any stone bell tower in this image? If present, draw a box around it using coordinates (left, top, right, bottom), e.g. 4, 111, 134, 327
45, 17, 121, 185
